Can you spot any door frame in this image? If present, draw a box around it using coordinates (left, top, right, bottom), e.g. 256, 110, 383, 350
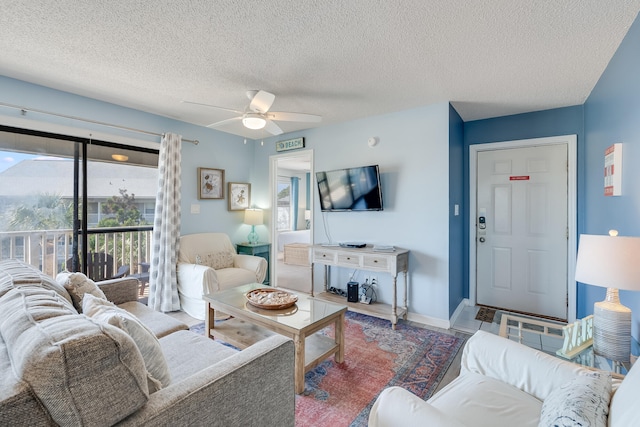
469, 135, 577, 322
269, 149, 314, 287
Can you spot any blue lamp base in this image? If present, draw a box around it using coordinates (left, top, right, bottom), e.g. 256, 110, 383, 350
247, 225, 259, 244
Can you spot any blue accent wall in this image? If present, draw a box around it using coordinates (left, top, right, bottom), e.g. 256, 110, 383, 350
582, 12, 640, 339
449, 104, 465, 315
462, 106, 584, 317
464, 106, 584, 146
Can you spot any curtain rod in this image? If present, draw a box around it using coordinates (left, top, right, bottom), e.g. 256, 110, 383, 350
0, 101, 199, 145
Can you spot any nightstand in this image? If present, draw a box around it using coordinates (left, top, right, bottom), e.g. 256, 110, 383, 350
236, 242, 271, 285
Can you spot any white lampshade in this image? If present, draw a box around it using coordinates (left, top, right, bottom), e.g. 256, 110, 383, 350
244, 208, 264, 226
242, 113, 266, 130
575, 234, 640, 291
575, 233, 640, 363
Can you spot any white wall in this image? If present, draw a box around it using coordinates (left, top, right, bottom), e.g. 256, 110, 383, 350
252, 103, 452, 324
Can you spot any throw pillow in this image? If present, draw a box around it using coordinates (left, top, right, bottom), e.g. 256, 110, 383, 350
82, 294, 171, 393
539, 370, 611, 427
200, 251, 234, 270
56, 271, 106, 313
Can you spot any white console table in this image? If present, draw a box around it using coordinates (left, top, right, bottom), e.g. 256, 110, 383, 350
310, 244, 409, 329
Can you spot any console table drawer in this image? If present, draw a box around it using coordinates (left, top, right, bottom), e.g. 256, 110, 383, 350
363, 255, 389, 271
337, 253, 361, 266
313, 250, 337, 264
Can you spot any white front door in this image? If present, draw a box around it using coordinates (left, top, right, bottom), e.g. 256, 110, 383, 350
476, 144, 568, 320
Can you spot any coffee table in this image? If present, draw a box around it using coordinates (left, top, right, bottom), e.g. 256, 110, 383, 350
203, 283, 347, 394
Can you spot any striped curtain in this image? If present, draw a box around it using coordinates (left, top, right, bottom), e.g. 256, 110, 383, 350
149, 133, 182, 312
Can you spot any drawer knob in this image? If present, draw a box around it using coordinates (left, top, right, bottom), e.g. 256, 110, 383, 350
374, 260, 378, 263
347, 257, 351, 260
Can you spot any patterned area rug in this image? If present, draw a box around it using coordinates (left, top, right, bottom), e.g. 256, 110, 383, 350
192, 312, 464, 426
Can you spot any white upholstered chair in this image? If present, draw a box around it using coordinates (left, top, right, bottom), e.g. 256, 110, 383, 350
176, 232, 267, 320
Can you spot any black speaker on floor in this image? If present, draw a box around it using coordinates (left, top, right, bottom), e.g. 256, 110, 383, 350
347, 281, 359, 302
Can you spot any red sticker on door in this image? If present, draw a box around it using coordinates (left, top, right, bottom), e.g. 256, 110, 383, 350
509, 176, 530, 181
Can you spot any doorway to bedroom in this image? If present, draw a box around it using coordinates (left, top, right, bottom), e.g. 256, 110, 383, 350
270, 149, 313, 293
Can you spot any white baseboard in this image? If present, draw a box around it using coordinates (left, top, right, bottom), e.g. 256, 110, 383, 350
405, 298, 470, 331
406, 312, 451, 330
448, 298, 470, 327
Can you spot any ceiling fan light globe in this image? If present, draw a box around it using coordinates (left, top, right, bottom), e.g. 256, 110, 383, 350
242, 114, 266, 130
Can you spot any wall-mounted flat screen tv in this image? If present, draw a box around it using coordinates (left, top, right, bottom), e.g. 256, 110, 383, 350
316, 164, 383, 211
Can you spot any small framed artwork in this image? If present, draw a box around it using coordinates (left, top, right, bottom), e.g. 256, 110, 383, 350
198, 167, 225, 199
228, 182, 251, 211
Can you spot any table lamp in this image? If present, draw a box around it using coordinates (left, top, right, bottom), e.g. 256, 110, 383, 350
304, 210, 311, 229
244, 208, 263, 244
574, 231, 640, 363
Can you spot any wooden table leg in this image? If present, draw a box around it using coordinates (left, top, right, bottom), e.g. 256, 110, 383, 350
310, 262, 315, 297
403, 270, 408, 320
205, 302, 215, 339
391, 274, 398, 330
335, 312, 345, 363
293, 333, 305, 394
323, 264, 329, 292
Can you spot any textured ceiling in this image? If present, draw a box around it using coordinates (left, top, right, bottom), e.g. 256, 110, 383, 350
1, 1, 639, 139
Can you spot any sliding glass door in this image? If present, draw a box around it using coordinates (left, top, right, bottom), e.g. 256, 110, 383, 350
0, 126, 158, 280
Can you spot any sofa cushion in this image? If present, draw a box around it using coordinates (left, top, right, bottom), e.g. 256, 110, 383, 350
83, 294, 171, 393
178, 232, 237, 265
0, 338, 52, 426
118, 301, 189, 338
539, 370, 611, 427
0, 259, 72, 305
215, 268, 259, 291
461, 330, 591, 402
0, 286, 149, 426
56, 271, 106, 312
369, 387, 466, 427
159, 330, 238, 382
428, 371, 542, 427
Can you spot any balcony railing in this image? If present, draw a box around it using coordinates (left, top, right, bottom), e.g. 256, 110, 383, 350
0, 226, 153, 279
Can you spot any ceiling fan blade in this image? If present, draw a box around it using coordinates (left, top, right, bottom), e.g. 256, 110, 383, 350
268, 111, 322, 123
181, 100, 243, 115
264, 119, 284, 136
249, 90, 276, 114
206, 117, 242, 128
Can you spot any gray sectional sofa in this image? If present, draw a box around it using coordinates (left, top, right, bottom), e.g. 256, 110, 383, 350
0, 259, 294, 426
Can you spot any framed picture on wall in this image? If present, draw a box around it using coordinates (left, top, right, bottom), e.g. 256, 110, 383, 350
228, 182, 251, 211
198, 167, 224, 199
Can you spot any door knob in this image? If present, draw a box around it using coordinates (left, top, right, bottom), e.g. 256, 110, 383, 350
479, 237, 486, 243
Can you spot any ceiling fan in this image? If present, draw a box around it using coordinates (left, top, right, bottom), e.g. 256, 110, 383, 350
183, 90, 322, 136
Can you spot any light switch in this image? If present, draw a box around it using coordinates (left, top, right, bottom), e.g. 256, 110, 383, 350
191, 203, 200, 214
454, 204, 459, 216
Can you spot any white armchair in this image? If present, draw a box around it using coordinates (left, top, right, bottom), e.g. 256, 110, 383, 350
177, 233, 267, 320
369, 330, 638, 427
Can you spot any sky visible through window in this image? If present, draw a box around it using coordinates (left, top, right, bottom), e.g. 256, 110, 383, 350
0, 151, 38, 173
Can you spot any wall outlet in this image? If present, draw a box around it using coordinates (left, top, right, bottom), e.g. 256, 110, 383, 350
370, 276, 378, 287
